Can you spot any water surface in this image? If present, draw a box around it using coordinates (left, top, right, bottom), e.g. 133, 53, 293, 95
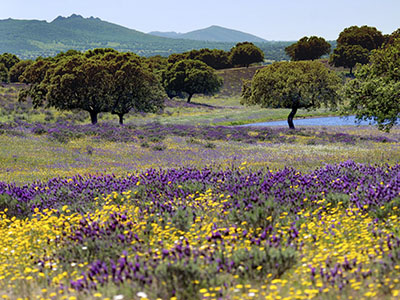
241, 116, 376, 127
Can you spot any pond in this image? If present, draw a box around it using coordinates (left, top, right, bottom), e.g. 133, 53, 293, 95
241, 115, 377, 127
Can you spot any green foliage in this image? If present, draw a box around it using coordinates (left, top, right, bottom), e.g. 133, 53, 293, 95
285, 36, 331, 61
230, 246, 297, 279
343, 39, 400, 131
168, 48, 232, 70
0, 53, 20, 70
8, 60, 33, 82
329, 25, 384, 74
385, 28, 400, 45
46, 54, 113, 124
18, 49, 165, 124
337, 25, 384, 51
329, 44, 370, 75
0, 193, 30, 218
144, 55, 169, 75
154, 259, 215, 300
230, 42, 264, 68
241, 61, 341, 128
0, 63, 8, 82
163, 59, 223, 103
104, 52, 165, 124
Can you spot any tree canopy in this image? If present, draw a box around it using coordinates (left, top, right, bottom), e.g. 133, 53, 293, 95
229, 42, 264, 68
0, 63, 7, 82
337, 26, 384, 51
106, 52, 165, 124
285, 36, 331, 61
0, 53, 20, 70
384, 28, 400, 46
0, 53, 20, 82
19, 49, 165, 124
163, 59, 223, 103
241, 61, 341, 129
9, 60, 33, 83
329, 26, 384, 75
329, 44, 370, 75
167, 48, 232, 70
343, 38, 400, 131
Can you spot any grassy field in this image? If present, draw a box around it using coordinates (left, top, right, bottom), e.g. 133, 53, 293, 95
0, 82, 338, 127
1, 81, 400, 300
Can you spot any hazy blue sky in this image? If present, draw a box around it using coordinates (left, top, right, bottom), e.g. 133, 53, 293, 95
1, 0, 399, 40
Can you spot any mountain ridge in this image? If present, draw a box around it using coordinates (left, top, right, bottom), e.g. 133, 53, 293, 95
148, 25, 268, 43
0, 14, 290, 60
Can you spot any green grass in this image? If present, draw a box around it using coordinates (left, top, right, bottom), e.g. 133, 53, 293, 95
0, 84, 340, 127
1, 126, 399, 184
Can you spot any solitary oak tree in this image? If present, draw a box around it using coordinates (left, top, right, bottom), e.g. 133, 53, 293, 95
343, 38, 400, 131
229, 42, 264, 68
105, 52, 165, 125
163, 59, 223, 103
330, 25, 384, 75
329, 44, 370, 75
242, 61, 341, 129
337, 26, 384, 51
285, 36, 331, 61
45, 54, 113, 124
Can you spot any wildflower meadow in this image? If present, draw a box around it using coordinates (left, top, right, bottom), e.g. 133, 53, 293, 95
1, 84, 400, 300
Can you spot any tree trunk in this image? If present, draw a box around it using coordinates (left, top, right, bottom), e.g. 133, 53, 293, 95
287, 107, 298, 130
89, 111, 98, 125
349, 67, 353, 77
187, 94, 193, 103
118, 113, 124, 125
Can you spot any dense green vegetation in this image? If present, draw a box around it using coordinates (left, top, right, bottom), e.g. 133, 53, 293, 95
329, 25, 385, 75
285, 36, 331, 61
163, 59, 223, 103
18, 49, 165, 124
343, 38, 400, 131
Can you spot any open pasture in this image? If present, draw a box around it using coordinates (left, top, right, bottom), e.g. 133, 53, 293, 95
1, 86, 400, 299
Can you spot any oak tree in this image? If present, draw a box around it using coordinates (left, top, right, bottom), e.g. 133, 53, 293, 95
330, 25, 384, 74
229, 42, 264, 68
242, 61, 341, 129
163, 59, 223, 103
285, 36, 331, 61
343, 38, 400, 131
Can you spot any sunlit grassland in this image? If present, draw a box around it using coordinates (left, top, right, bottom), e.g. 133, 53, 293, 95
0, 84, 337, 126
1, 126, 399, 184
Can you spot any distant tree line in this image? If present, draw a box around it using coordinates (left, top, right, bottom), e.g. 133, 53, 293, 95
16, 44, 268, 123
2, 42, 266, 125
284, 25, 399, 76
166, 42, 264, 69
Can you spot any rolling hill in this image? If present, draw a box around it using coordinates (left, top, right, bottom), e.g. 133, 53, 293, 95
0, 14, 290, 60
148, 25, 268, 43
